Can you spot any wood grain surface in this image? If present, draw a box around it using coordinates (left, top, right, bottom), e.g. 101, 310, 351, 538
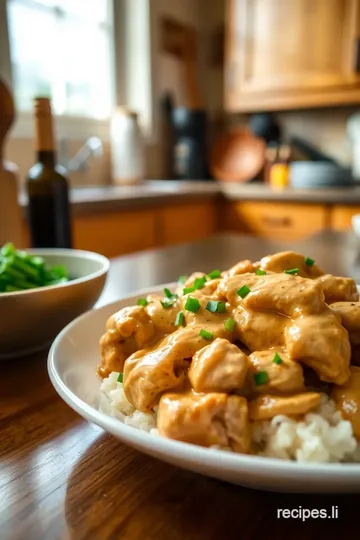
2, 233, 360, 540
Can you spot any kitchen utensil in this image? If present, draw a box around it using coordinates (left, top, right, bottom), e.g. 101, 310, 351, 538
210, 128, 265, 183
290, 162, 354, 188
290, 136, 339, 164
110, 107, 144, 185
0, 79, 23, 246
0, 248, 109, 358
49, 283, 360, 493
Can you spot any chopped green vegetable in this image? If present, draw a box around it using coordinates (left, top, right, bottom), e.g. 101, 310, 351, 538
117, 373, 123, 383
284, 268, 299, 275
207, 269, 221, 279
164, 287, 178, 300
185, 296, 201, 313
183, 286, 196, 295
193, 276, 207, 290
137, 298, 148, 306
206, 300, 226, 313
237, 285, 251, 298
175, 311, 185, 327
178, 275, 187, 284
0, 243, 70, 293
305, 257, 315, 267
254, 371, 268, 386
255, 269, 267, 276
161, 298, 176, 309
273, 352, 282, 365
199, 329, 214, 340
224, 317, 236, 332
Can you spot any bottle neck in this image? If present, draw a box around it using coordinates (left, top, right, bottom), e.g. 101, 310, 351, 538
36, 150, 56, 168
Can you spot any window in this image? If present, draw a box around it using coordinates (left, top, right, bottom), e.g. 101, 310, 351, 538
0, 0, 154, 139
7, 0, 113, 119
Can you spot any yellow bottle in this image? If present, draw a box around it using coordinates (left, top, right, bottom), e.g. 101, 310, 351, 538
269, 145, 291, 190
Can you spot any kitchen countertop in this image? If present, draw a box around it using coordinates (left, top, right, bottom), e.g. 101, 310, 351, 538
19, 180, 360, 214
2, 231, 360, 540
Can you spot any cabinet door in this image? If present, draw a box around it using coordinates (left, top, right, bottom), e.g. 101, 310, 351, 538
223, 201, 329, 241
160, 202, 216, 246
331, 205, 360, 230
225, 0, 360, 111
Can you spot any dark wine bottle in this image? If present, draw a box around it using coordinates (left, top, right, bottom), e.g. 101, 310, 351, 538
27, 97, 72, 248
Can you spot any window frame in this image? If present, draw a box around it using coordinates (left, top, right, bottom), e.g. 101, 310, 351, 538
0, 0, 156, 142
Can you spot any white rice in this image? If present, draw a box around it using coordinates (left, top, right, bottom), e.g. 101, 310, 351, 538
100, 372, 360, 463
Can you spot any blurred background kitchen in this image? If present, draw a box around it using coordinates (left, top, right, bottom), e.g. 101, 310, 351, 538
2, 0, 360, 257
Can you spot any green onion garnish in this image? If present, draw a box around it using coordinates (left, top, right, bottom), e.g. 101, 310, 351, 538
117, 373, 123, 383
178, 275, 187, 284
175, 311, 185, 327
273, 352, 282, 365
199, 329, 214, 340
237, 285, 251, 298
161, 298, 176, 309
207, 269, 221, 279
255, 269, 267, 276
183, 286, 196, 295
137, 298, 148, 306
185, 296, 201, 313
254, 371, 268, 386
206, 300, 226, 313
193, 276, 207, 289
284, 268, 299, 275
164, 287, 177, 299
305, 257, 315, 267
224, 317, 236, 331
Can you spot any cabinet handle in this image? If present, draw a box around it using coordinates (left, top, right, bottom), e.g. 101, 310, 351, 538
262, 215, 292, 228
354, 38, 360, 73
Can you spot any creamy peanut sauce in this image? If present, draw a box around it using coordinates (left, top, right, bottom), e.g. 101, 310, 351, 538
98, 251, 360, 452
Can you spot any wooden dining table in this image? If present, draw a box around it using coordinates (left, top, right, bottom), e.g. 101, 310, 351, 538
2, 231, 360, 540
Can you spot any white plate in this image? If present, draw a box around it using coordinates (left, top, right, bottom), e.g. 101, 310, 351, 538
48, 283, 360, 493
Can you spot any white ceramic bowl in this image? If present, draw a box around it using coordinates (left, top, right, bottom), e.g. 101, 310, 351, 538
0, 249, 109, 358
48, 284, 360, 493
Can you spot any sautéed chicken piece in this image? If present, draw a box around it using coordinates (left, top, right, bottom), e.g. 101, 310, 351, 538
331, 367, 360, 438
99, 250, 360, 451
189, 338, 248, 393
157, 391, 251, 453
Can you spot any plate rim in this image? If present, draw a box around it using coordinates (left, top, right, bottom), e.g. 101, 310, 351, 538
48, 283, 360, 481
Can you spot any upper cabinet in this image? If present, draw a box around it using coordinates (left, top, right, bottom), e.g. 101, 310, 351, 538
225, 0, 360, 111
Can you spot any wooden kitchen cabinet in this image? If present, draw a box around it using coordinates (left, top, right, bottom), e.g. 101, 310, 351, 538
331, 205, 360, 230
225, 0, 360, 112
222, 201, 330, 241
73, 209, 158, 258
160, 202, 217, 246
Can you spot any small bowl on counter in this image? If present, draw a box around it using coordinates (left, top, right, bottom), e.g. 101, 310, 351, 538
0, 249, 109, 358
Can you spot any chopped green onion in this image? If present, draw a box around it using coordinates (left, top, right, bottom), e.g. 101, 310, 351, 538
206, 300, 226, 313
137, 298, 148, 306
237, 285, 251, 298
255, 269, 267, 276
161, 298, 176, 309
273, 352, 282, 365
178, 275, 187, 284
199, 329, 214, 340
175, 311, 185, 327
254, 371, 268, 386
185, 296, 201, 313
193, 276, 207, 290
224, 317, 236, 332
117, 373, 124, 383
305, 257, 315, 267
164, 287, 178, 299
284, 268, 299, 275
207, 269, 221, 279
183, 286, 196, 295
